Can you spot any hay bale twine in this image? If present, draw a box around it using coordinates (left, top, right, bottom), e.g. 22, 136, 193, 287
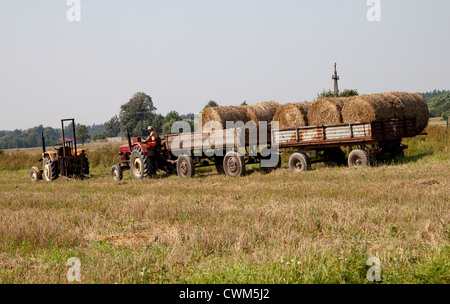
307, 98, 348, 126
272, 102, 310, 129
390, 92, 429, 133
201, 106, 246, 129
246, 100, 280, 125
341, 93, 398, 123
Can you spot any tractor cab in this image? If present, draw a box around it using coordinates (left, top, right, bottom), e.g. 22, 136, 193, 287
57, 138, 74, 157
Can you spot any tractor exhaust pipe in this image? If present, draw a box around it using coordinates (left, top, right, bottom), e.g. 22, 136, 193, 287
41, 133, 46, 153
127, 128, 132, 151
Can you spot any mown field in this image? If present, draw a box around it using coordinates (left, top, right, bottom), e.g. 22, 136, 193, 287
0, 125, 448, 284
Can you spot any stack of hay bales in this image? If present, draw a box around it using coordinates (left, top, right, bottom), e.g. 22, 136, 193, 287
201, 101, 280, 129
341, 92, 429, 133
272, 103, 311, 129
307, 97, 349, 126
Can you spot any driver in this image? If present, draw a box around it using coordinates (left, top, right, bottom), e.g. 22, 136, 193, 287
145, 126, 160, 148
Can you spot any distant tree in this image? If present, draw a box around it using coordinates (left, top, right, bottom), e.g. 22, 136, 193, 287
428, 93, 450, 117
241, 101, 248, 106
317, 89, 359, 98
104, 115, 121, 137
164, 111, 182, 123
339, 89, 359, 97
162, 119, 176, 134
162, 111, 188, 134
87, 124, 105, 137
317, 89, 335, 98
76, 124, 90, 144
64, 122, 75, 139
204, 100, 219, 109
152, 114, 165, 134
418, 89, 450, 103
119, 92, 157, 136
133, 119, 152, 137
180, 113, 195, 120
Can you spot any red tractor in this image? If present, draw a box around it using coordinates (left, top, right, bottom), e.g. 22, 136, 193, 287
110, 129, 175, 180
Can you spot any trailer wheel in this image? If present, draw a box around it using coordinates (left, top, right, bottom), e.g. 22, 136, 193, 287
130, 147, 153, 179
29, 167, 42, 182
348, 149, 370, 168
214, 156, 225, 174
289, 153, 311, 173
111, 165, 123, 181
223, 151, 246, 177
43, 156, 58, 182
177, 155, 195, 178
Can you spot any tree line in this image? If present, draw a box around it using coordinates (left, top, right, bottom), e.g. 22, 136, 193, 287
1, 89, 448, 149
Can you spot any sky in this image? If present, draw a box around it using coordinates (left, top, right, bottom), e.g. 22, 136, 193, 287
0, 0, 449, 130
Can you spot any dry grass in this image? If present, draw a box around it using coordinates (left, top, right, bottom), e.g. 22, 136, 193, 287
0, 127, 448, 284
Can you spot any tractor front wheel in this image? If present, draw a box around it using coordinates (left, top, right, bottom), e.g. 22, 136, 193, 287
29, 167, 42, 182
111, 165, 123, 181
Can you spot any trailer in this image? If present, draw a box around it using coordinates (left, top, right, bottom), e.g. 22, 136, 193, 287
272, 118, 417, 172
111, 118, 419, 180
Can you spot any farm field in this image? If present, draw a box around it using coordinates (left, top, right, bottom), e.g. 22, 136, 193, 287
0, 126, 448, 284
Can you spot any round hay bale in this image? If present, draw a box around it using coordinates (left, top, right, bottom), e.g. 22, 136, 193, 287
272, 102, 310, 129
201, 106, 246, 129
246, 100, 280, 125
307, 98, 349, 126
390, 92, 429, 132
341, 93, 398, 123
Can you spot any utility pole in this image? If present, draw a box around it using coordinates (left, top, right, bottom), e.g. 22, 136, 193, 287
332, 63, 340, 97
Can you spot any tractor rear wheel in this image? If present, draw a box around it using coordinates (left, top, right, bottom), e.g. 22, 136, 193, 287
130, 147, 154, 179
111, 165, 123, 181
43, 156, 58, 181
176, 155, 195, 178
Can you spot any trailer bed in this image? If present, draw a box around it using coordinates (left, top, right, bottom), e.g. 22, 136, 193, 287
273, 119, 417, 149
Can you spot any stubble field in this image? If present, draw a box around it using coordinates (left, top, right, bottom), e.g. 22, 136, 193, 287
0, 125, 448, 284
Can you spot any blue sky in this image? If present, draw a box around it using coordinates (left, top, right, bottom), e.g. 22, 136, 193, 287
1, 0, 449, 129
